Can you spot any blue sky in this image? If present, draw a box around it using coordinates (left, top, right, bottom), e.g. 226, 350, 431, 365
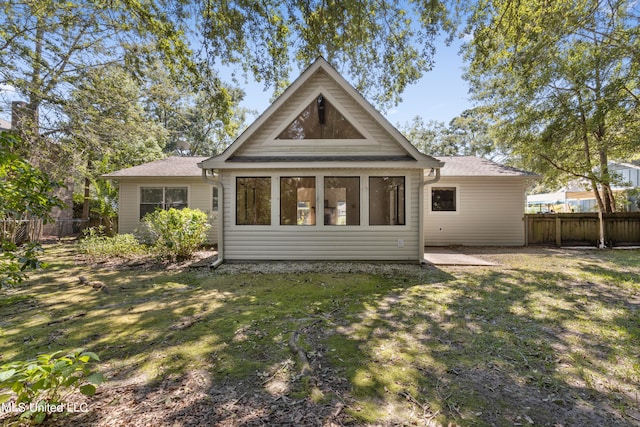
228, 36, 472, 129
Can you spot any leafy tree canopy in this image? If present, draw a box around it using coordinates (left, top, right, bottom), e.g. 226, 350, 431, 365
196, 0, 455, 108
400, 108, 503, 159
462, 0, 640, 212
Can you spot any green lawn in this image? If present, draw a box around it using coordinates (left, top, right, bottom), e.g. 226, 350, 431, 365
1, 244, 639, 426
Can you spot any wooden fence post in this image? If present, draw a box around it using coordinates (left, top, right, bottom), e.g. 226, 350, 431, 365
555, 215, 562, 247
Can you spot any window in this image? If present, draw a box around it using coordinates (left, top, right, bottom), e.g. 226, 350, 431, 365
431, 187, 456, 212
324, 177, 360, 225
276, 95, 364, 139
212, 187, 219, 212
236, 177, 271, 225
280, 177, 316, 225
140, 187, 187, 219
369, 177, 405, 225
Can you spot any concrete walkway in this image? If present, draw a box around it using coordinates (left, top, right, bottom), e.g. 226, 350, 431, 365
423, 247, 497, 266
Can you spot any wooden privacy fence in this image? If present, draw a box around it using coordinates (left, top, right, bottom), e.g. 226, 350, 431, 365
525, 213, 640, 247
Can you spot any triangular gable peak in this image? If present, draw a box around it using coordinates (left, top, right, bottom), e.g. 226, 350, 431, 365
200, 57, 442, 170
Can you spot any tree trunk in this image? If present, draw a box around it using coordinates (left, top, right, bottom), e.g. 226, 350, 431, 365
589, 179, 607, 248
598, 150, 616, 213
81, 159, 92, 230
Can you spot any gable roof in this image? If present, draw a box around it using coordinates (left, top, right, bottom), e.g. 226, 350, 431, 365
436, 156, 538, 177
199, 57, 443, 170
102, 156, 208, 178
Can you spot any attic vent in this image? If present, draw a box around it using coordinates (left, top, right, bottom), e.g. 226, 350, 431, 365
276, 95, 364, 140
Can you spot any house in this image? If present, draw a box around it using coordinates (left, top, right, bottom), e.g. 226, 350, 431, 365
197, 58, 536, 262
526, 161, 640, 213
102, 156, 219, 242
105, 58, 535, 263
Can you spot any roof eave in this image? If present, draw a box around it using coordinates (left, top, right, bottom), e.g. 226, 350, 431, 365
198, 161, 441, 170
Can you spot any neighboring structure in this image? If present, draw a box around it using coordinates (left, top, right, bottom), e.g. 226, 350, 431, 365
527, 161, 640, 213
105, 58, 536, 262
102, 156, 218, 242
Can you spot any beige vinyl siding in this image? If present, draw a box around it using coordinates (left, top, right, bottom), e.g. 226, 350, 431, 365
220, 169, 421, 261
117, 177, 218, 244
234, 70, 407, 158
424, 177, 527, 246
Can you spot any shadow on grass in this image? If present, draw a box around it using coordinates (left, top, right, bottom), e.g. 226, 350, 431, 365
1, 243, 453, 426
325, 250, 640, 426
1, 245, 639, 426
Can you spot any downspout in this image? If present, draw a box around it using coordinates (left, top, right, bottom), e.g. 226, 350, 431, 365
418, 168, 441, 262
202, 169, 224, 269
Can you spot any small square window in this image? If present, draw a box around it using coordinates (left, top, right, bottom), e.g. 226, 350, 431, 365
432, 187, 456, 212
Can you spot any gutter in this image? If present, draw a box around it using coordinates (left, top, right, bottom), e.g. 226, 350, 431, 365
418, 168, 441, 262
202, 169, 224, 269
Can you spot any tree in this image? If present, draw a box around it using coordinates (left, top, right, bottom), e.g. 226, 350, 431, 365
65, 64, 168, 225
141, 62, 248, 156
195, 0, 455, 108
0, 132, 63, 288
399, 116, 459, 156
0, 0, 195, 164
446, 108, 505, 161
463, 0, 640, 217
399, 108, 502, 158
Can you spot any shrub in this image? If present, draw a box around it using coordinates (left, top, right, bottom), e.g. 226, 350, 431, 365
139, 208, 210, 260
79, 226, 147, 261
0, 349, 104, 424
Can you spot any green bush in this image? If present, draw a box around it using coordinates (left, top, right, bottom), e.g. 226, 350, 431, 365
139, 208, 210, 260
79, 226, 147, 261
0, 349, 104, 424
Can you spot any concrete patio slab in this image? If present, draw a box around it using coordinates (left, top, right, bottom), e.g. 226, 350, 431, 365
423, 248, 498, 266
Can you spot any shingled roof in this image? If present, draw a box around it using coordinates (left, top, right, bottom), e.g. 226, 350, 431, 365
102, 156, 208, 178
103, 155, 537, 178
436, 156, 537, 177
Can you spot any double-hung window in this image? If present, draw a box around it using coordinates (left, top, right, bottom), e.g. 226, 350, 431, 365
140, 187, 188, 219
